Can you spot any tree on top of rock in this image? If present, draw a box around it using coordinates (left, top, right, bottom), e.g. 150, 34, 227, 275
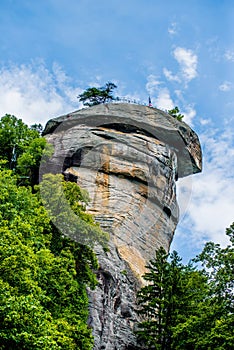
168, 106, 184, 121
78, 82, 117, 107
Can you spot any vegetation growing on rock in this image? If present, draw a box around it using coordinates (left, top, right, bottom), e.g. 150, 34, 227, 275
78, 82, 117, 106
0, 114, 106, 349
168, 106, 184, 121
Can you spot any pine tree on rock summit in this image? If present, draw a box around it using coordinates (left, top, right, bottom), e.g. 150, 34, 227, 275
78, 82, 117, 106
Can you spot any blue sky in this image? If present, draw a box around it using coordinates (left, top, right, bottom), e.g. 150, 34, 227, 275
0, 0, 233, 262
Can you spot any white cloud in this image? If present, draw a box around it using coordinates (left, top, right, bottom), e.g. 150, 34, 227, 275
174, 90, 183, 99
146, 74, 161, 96
155, 88, 174, 110
219, 81, 233, 91
177, 128, 234, 250
146, 75, 174, 110
163, 47, 198, 88
168, 22, 178, 36
200, 118, 211, 126
224, 50, 234, 62
163, 68, 180, 82
183, 105, 196, 125
0, 62, 82, 126
173, 47, 198, 82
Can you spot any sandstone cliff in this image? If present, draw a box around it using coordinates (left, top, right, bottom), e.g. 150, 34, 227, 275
42, 103, 202, 350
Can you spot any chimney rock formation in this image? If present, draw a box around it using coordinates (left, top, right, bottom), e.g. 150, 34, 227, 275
43, 103, 202, 350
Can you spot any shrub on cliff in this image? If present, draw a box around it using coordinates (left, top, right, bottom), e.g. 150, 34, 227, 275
78, 81, 117, 106
168, 106, 184, 121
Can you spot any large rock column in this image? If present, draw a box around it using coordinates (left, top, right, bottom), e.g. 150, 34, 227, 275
42, 103, 202, 349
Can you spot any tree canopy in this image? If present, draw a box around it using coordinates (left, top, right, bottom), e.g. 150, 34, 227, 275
136, 248, 208, 350
136, 224, 234, 350
0, 114, 108, 349
0, 114, 53, 186
0, 114, 39, 169
78, 82, 117, 106
0, 166, 101, 349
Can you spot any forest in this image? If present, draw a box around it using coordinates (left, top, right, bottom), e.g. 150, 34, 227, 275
0, 114, 233, 349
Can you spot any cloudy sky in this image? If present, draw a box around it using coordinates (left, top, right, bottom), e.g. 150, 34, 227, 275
0, 0, 233, 262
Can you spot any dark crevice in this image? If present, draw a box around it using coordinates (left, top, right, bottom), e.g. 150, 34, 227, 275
91, 130, 115, 140
163, 206, 171, 218
99, 123, 158, 139
114, 296, 121, 312
63, 146, 93, 172
179, 125, 187, 133
63, 172, 78, 183
99, 169, 148, 186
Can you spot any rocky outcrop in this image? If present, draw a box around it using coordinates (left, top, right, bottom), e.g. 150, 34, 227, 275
42, 103, 202, 349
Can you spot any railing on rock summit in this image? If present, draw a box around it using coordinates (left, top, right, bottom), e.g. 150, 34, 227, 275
106, 96, 168, 113
112, 96, 147, 105
79, 96, 169, 114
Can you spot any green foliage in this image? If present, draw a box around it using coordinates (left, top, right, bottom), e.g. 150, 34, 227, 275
0, 114, 53, 186
78, 82, 117, 106
39, 173, 109, 249
30, 123, 43, 134
0, 166, 106, 349
136, 248, 207, 350
136, 224, 234, 350
180, 222, 234, 350
0, 114, 108, 348
17, 138, 54, 186
168, 107, 184, 121
196, 223, 234, 308
0, 114, 39, 169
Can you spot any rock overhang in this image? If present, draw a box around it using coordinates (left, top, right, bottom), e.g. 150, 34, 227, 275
43, 103, 202, 178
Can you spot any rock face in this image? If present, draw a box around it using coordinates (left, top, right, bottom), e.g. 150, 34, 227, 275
43, 103, 202, 350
